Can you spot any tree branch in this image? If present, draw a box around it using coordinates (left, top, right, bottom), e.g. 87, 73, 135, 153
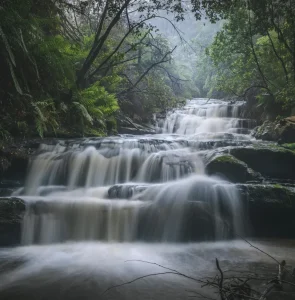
123, 46, 177, 93
266, 30, 289, 84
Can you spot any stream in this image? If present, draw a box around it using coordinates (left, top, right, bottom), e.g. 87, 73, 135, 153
0, 98, 294, 299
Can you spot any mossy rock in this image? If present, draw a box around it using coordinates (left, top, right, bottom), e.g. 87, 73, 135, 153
230, 146, 295, 179
237, 184, 295, 238
253, 117, 295, 143
0, 139, 40, 183
0, 197, 25, 246
206, 155, 262, 183
0, 197, 25, 224
282, 143, 295, 152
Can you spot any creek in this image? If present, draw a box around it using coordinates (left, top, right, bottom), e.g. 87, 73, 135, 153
0, 99, 294, 299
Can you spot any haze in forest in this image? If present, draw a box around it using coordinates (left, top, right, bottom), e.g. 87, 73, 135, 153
0, 0, 294, 137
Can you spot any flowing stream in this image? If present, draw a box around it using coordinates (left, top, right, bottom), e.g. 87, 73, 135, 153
0, 99, 294, 299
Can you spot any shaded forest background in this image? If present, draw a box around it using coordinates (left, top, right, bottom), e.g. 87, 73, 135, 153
1, 0, 295, 139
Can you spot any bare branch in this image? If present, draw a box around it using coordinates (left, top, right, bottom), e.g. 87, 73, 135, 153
216, 259, 225, 300
124, 46, 177, 92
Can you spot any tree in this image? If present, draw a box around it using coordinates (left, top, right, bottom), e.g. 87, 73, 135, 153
1, 0, 250, 138
203, 0, 295, 116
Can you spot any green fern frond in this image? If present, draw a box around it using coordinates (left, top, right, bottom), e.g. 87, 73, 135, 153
36, 118, 45, 138
73, 102, 93, 124
32, 103, 46, 121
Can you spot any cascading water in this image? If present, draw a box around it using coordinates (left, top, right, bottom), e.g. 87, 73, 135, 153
14, 99, 254, 244
2, 99, 295, 300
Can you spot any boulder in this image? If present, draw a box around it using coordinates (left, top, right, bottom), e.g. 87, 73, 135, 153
230, 146, 295, 179
206, 155, 262, 183
0, 140, 39, 184
0, 197, 25, 246
137, 201, 231, 242
118, 126, 156, 135
238, 184, 295, 238
108, 184, 148, 199
253, 117, 295, 143
267, 292, 295, 300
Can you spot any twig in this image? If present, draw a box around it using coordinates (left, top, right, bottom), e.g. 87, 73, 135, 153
102, 259, 210, 296
259, 284, 276, 300
280, 279, 295, 288
238, 236, 280, 265
102, 271, 178, 295
216, 258, 225, 300
187, 290, 216, 300
239, 236, 294, 279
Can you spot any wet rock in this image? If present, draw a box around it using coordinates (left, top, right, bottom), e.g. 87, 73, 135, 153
137, 201, 231, 242
267, 292, 295, 300
0, 180, 22, 188
230, 146, 295, 179
0, 188, 15, 197
206, 155, 262, 183
118, 126, 156, 135
0, 140, 39, 184
117, 113, 156, 135
253, 117, 295, 143
108, 184, 148, 199
0, 197, 25, 246
0, 179, 22, 197
237, 184, 295, 238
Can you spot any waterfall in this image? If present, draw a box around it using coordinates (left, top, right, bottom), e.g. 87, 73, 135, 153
15, 98, 254, 244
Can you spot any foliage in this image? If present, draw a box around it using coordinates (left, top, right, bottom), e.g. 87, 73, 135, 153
32, 100, 59, 138
202, 0, 295, 116
1, 0, 209, 138
282, 143, 295, 152
9, 0, 295, 138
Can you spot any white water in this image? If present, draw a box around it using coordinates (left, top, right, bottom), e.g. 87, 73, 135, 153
13, 98, 256, 244
1, 98, 294, 299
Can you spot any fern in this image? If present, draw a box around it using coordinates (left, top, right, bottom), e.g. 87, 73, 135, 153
0, 125, 11, 141
73, 102, 93, 124
36, 118, 45, 138
32, 100, 59, 138
32, 103, 46, 121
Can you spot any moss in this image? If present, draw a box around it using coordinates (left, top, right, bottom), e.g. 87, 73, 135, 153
282, 143, 295, 152
273, 183, 283, 189
230, 146, 295, 179
256, 143, 294, 154
206, 154, 262, 183
215, 155, 241, 164
251, 142, 293, 153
